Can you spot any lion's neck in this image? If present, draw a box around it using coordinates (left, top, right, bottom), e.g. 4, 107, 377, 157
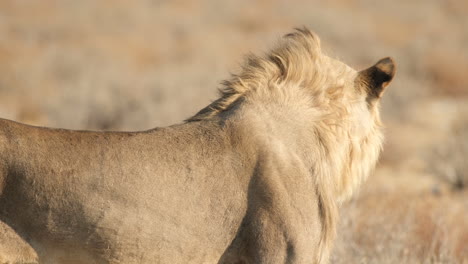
230, 96, 383, 204
311, 120, 383, 203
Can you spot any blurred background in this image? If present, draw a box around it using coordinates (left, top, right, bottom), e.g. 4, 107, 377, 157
0, 0, 466, 262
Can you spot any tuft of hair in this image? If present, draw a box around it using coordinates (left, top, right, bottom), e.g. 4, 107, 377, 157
187, 27, 328, 122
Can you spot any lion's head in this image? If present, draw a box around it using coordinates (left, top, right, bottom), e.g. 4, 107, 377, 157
188, 28, 395, 263
189, 28, 395, 204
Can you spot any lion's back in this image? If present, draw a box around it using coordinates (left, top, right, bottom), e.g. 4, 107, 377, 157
0, 118, 255, 263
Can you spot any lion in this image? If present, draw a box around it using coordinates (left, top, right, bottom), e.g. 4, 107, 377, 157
0, 28, 395, 264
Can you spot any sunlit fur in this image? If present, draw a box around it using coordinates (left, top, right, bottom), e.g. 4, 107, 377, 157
189, 28, 385, 263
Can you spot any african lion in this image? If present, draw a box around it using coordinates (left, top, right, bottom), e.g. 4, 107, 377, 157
0, 28, 395, 264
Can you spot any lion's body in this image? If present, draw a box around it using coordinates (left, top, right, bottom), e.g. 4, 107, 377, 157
0, 29, 395, 264
0, 109, 322, 264
0, 119, 249, 263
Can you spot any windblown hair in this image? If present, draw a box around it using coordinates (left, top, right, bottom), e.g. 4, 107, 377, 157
188, 28, 335, 122
188, 28, 385, 263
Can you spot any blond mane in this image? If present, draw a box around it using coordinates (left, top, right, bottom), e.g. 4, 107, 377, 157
188, 27, 346, 122
188, 28, 385, 263
187, 27, 381, 200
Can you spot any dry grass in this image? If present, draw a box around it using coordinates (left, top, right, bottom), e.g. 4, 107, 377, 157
332, 170, 468, 264
0, 0, 467, 262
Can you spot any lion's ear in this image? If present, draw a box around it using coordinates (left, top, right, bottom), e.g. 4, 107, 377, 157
356, 57, 396, 100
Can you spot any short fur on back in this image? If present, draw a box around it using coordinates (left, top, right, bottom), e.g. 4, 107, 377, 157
0, 28, 394, 263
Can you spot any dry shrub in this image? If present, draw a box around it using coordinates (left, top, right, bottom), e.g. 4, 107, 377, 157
429, 113, 468, 191
332, 191, 468, 264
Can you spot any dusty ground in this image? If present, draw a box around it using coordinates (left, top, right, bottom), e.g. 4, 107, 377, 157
0, 0, 467, 263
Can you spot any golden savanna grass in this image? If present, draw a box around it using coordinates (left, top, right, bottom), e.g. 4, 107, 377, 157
0, 0, 466, 263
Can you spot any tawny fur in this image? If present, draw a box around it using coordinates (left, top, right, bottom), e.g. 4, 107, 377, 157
0, 28, 395, 264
